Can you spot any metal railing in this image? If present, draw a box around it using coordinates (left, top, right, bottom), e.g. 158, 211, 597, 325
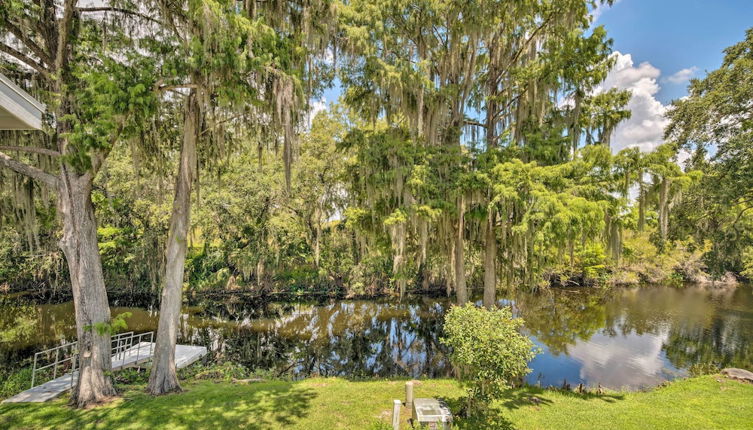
112, 331, 154, 369
30, 331, 155, 389
30, 340, 78, 389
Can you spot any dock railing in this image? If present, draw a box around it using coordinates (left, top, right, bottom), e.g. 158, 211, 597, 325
30, 340, 78, 389
30, 331, 155, 389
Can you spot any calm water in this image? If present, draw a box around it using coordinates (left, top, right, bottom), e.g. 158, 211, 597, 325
1, 284, 752, 390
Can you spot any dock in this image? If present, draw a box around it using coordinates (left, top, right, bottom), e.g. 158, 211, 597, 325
3, 336, 207, 403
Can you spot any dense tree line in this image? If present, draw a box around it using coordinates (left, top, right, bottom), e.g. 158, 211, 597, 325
1, 0, 751, 406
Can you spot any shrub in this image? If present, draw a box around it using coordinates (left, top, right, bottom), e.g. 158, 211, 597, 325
0, 367, 33, 399
577, 243, 607, 280
182, 361, 250, 381
441, 304, 538, 414
689, 362, 721, 377
115, 367, 150, 385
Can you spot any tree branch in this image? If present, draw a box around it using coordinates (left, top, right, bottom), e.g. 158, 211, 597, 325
0, 43, 51, 78
55, 0, 77, 76
505, 11, 558, 71
156, 83, 199, 93
2, 20, 54, 66
0, 151, 59, 188
77, 7, 164, 26
0, 146, 61, 157
464, 119, 486, 128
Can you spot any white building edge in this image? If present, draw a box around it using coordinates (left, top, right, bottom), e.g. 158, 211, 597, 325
0, 73, 45, 130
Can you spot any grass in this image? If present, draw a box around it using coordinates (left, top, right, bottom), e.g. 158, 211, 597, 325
0, 375, 751, 429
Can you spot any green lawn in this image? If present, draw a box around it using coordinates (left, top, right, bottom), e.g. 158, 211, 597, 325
0, 375, 751, 429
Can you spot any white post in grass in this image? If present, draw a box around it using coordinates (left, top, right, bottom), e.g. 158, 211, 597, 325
392, 399, 401, 430
405, 381, 414, 408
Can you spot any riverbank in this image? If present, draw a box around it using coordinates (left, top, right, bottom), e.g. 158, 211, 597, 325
0, 375, 751, 429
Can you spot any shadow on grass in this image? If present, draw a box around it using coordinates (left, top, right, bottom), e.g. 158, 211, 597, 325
441, 396, 517, 430
500, 386, 624, 410
0, 381, 317, 430
438, 385, 625, 430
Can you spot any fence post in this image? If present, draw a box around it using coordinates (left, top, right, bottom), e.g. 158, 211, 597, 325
392, 399, 401, 430
31, 353, 38, 389
135, 338, 142, 367
405, 381, 414, 409
54, 348, 61, 379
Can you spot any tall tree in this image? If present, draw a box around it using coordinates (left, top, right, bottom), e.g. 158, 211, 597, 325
146, 0, 335, 394
0, 0, 157, 407
666, 28, 753, 272
644, 143, 697, 251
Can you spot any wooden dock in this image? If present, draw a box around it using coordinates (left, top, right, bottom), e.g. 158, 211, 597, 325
2, 342, 207, 403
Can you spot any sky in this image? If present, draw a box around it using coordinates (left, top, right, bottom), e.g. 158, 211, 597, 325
593, 0, 753, 152
315, 1, 753, 153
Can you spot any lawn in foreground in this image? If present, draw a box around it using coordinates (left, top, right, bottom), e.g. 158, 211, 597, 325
0, 375, 751, 429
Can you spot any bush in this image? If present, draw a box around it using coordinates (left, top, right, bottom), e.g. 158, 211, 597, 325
441, 304, 538, 414
114, 367, 150, 385
689, 362, 721, 377
0, 367, 33, 399
577, 243, 607, 280
180, 361, 254, 381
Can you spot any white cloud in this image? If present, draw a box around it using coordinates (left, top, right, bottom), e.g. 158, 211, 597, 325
565, 326, 684, 389
665, 66, 699, 84
305, 97, 328, 129
596, 51, 669, 153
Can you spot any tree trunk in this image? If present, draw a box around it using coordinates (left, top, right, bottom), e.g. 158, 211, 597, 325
314, 200, 323, 268
447, 240, 454, 298
455, 196, 467, 305
314, 217, 321, 269
638, 176, 646, 231
58, 167, 116, 408
483, 212, 496, 309
148, 92, 199, 395
658, 177, 670, 250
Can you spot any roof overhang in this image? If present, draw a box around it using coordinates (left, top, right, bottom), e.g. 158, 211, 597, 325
0, 73, 45, 130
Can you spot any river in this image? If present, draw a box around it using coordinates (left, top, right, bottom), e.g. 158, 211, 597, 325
1, 284, 751, 390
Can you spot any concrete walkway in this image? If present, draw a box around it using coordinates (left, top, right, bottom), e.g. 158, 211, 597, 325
2, 342, 207, 403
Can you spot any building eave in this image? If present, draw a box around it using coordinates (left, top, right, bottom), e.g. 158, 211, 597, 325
0, 73, 46, 130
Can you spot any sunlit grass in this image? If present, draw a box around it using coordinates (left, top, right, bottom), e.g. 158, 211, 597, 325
0, 376, 751, 429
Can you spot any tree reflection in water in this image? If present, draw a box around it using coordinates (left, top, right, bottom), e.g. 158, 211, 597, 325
2, 284, 752, 389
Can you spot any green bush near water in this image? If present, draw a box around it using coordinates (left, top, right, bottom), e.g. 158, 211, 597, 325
441, 304, 538, 415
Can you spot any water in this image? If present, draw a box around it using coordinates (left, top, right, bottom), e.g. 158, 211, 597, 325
1, 284, 751, 390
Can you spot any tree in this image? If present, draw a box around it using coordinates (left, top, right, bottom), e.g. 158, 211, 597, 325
644, 144, 699, 251
146, 0, 335, 394
339, 0, 627, 303
666, 28, 753, 274
441, 303, 537, 415
0, 0, 157, 407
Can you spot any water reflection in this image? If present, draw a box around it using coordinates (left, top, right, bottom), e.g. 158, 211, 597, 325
1, 284, 751, 390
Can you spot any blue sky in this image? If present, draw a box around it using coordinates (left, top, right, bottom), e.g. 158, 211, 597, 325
590, 0, 753, 152
596, 0, 753, 104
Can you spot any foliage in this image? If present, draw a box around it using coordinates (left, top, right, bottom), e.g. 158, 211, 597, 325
2, 5, 752, 303
441, 304, 537, 413
0, 367, 32, 400
666, 28, 753, 277
85, 312, 132, 336
114, 368, 150, 386
688, 362, 722, 377
190, 362, 250, 382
